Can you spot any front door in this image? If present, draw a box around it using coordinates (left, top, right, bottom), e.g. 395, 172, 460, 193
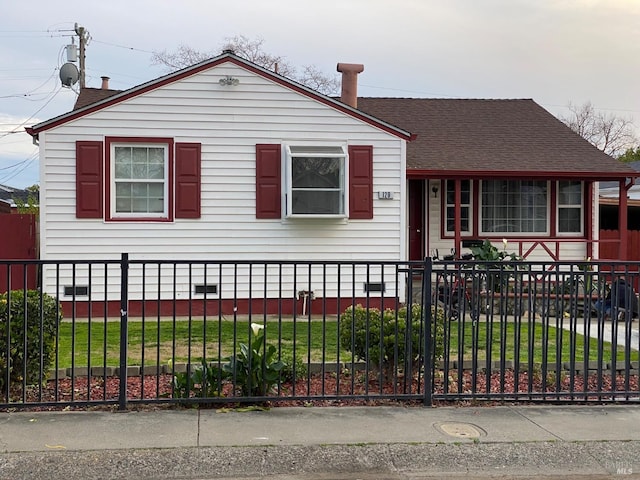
408, 180, 425, 261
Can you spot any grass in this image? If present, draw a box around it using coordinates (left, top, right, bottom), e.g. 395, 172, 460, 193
443, 319, 639, 365
56, 317, 340, 368
54, 317, 638, 370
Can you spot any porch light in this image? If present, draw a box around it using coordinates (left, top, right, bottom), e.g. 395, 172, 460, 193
432, 184, 439, 198
219, 76, 240, 86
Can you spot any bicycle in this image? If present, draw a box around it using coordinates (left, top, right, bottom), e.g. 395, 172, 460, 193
528, 268, 602, 321
431, 249, 483, 322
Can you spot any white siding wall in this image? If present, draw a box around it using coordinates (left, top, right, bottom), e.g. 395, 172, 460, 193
39, 63, 406, 301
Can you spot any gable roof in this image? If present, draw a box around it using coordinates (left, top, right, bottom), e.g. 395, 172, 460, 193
357, 98, 636, 180
26, 52, 412, 141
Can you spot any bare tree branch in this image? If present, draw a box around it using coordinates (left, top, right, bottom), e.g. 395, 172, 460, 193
560, 101, 638, 157
151, 36, 339, 95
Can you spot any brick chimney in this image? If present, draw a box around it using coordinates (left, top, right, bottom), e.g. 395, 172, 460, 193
336, 63, 364, 108
101, 76, 110, 89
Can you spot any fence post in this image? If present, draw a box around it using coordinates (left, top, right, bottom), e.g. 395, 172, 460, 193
118, 253, 129, 410
423, 256, 433, 406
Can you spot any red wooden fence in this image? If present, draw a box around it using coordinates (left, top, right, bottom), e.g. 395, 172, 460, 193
599, 229, 640, 261
0, 214, 37, 292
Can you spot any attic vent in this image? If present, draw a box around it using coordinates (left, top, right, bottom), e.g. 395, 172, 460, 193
364, 282, 386, 293
64, 285, 89, 297
194, 284, 218, 295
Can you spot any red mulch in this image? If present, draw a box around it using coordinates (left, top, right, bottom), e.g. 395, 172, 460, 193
2, 369, 638, 411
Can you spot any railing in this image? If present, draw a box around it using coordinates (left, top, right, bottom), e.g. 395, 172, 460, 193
1, 256, 639, 409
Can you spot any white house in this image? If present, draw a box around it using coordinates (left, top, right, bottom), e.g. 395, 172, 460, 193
27, 52, 412, 316
28, 52, 638, 316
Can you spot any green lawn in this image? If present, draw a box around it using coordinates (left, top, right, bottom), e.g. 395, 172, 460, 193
54, 318, 638, 369
443, 320, 638, 366
56, 318, 340, 368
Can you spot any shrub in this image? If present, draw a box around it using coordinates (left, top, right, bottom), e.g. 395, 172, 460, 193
279, 351, 308, 383
339, 303, 444, 380
0, 290, 63, 396
171, 359, 226, 399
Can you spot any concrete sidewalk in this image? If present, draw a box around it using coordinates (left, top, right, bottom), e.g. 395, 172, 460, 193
2, 405, 640, 479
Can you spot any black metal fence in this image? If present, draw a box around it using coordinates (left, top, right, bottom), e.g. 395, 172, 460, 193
1, 255, 639, 409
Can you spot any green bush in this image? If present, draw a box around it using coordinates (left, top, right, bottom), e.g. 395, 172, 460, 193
279, 351, 308, 383
171, 359, 226, 399
0, 290, 63, 396
339, 303, 444, 379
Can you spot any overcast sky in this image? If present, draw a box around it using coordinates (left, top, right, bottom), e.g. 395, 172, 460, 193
1, 0, 638, 188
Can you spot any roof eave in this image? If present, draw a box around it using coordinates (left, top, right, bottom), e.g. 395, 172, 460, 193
406, 169, 639, 180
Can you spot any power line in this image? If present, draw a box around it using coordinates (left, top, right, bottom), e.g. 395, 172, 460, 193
0, 85, 63, 139
91, 39, 153, 54
0, 149, 38, 184
0, 66, 59, 100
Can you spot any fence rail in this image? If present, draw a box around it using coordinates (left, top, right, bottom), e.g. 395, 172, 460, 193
1, 255, 639, 409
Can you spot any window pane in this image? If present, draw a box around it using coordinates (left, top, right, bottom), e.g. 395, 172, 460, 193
112, 144, 167, 216
132, 183, 148, 197
115, 182, 131, 197
287, 146, 346, 216
114, 147, 132, 179
148, 154, 164, 179
132, 198, 148, 212
446, 206, 469, 231
115, 197, 131, 213
445, 180, 471, 233
482, 180, 547, 233
559, 208, 581, 233
559, 181, 582, 205
292, 190, 342, 214
292, 157, 341, 188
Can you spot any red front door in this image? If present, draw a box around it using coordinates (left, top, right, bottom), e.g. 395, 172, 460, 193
408, 180, 425, 261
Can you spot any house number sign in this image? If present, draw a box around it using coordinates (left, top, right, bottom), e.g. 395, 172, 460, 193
377, 191, 394, 200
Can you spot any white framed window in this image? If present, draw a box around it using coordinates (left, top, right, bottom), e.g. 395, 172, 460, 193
480, 180, 548, 235
557, 180, 583, 234
285, 145, 347, 217
445, 179, 472, 234
111, 143, 169, 218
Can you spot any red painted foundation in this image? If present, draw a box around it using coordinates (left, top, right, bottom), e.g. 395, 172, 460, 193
61, 296, 402, 318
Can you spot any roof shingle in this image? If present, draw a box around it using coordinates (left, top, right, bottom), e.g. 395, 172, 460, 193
357, 98, 634, 178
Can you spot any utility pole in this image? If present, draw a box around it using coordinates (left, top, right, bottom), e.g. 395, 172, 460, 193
74, 23, 89, 90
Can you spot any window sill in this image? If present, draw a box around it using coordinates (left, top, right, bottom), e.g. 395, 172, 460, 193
286, 214, 347, 220
106, 216, 172, 222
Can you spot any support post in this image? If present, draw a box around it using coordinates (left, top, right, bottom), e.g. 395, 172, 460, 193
423, 256, 433, 406
74, 23, 88, 90
118, 253, 129, 410
619, 180, 628, 261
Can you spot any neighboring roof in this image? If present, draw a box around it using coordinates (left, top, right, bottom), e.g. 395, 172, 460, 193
357, 98, 637, 180
73, 88, 121, 110
0, 184, 38, 207
600, 161, 640, 189
26, 52, 412, 141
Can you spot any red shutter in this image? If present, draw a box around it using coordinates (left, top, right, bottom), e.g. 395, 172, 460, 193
76, 141, 104, 218
256, 144, 281, 219
349, 145, 373, 219
175, 142, 201, 218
